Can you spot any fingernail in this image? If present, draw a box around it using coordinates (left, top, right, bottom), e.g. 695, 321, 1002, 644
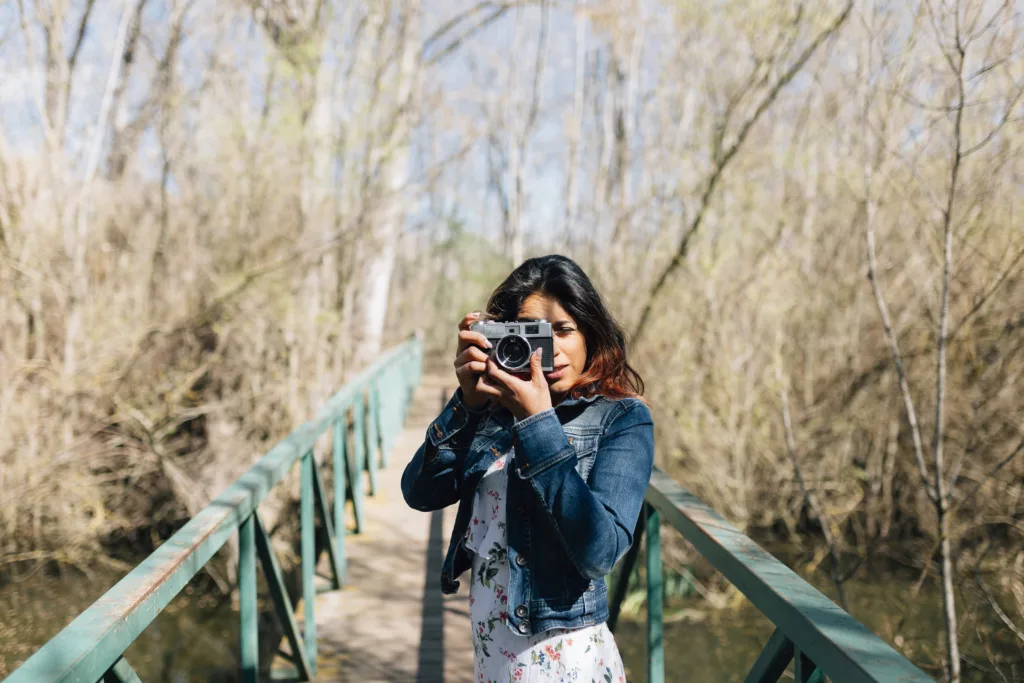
470, 311, 481, 318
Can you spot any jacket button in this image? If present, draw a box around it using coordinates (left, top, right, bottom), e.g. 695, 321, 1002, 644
515, 555, 528, 567
517, 620, 530, 634
514, 604, 528, 618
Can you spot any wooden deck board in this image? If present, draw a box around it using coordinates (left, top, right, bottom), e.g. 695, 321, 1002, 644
273, 375, 473, 682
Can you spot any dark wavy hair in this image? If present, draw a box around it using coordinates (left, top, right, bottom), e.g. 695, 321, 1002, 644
484, 255, 644, 400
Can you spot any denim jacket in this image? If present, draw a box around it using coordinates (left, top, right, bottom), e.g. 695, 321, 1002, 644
400, 387, 655, 635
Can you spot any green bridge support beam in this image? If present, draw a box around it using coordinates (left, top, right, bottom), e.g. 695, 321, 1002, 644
743, 628, 794, 683
332, 418, 348, 585
255, 511, 313, 681
646, 505, 664, 683
312, 452, 343, 592
239, 513, 258, 683
344, 404, 366, 534
301, 452, 317, 674
101, 657, 141, 683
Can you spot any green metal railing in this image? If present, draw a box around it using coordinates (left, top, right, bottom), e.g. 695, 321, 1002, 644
607, 468, 935, 683
4, 334, 424, 683
7, 330, 938, 682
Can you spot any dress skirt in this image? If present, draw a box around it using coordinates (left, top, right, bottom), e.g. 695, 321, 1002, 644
465, 449, 627, 683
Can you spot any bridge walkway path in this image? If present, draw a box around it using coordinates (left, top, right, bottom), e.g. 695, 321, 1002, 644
274, 373, 473, 682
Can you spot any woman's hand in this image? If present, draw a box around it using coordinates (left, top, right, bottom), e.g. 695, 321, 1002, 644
454, 312, 494, 410
477, 347, 553, 420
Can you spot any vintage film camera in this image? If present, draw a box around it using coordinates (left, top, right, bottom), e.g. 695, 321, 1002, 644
469, 319, 555, 373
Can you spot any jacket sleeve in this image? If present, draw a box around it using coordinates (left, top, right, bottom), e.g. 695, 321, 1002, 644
401, 387, 488, 512
512, 399, 654, 580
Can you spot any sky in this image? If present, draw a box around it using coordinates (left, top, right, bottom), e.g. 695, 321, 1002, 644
0, 0, 675, 246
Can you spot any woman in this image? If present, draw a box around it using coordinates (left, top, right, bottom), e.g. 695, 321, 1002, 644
401, 254, 654, 683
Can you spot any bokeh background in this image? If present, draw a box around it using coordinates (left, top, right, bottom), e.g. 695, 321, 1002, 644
1, 0, 1022, 680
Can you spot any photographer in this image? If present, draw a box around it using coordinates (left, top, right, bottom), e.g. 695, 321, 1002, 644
401, 254, 654, 682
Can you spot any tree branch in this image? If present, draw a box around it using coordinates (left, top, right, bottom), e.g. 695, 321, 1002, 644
776, 350, 849, 611
974, 541, 1024, 645
863, 134, 936, 504
631, 1, 853, 345
951, 435, 1024, 510
423, 1, 537, 67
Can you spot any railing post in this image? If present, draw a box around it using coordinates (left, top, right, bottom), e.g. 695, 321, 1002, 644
646, 503, 664, 683
365, 386, 380, 487
395, 363, 405, 427
415, 341, 423, 390
253, 512, 313, 680
794, 648, 823, 683
373, 383, 388, 468
388, 367, 398, 457
401, 353, 412, 423
301, 451, 317, 674
377, 370, 391, 461
354, 394, 375, 496
311, 456, 343, 591
239, 513, 258, 683
344, 404, 366, 534
743, 628, 794, 683
608, 512, 645, 633
102, 657, 143, 683
352, 395, 365, 493
332, 417, 347, 583
413, 334, 423, 383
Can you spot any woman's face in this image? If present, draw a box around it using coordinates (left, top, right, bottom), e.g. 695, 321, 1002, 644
517, 293, 587, 400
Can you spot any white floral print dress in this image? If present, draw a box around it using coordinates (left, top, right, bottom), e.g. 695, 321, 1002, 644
464, 448, 627, 683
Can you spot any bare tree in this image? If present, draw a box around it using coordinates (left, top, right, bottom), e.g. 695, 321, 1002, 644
861, 1, 1024, 678
3, 2, 1024, 676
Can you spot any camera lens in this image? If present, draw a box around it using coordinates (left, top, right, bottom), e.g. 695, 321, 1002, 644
495, 334, 531, 371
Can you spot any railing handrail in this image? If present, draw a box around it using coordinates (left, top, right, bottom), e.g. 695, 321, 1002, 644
636, 466, 934, 682
5, 335, 423, 683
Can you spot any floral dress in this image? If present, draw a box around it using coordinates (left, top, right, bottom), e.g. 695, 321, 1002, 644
464, 448, 627, 683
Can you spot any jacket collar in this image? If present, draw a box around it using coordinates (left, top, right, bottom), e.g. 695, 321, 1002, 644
554, 393, 604, 409
485, 393, 604, 428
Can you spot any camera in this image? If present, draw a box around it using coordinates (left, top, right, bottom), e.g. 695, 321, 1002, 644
470, 320, 555, 373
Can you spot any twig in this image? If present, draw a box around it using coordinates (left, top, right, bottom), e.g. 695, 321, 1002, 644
974, 542, 1024, 644
776, 349, 849, 611
951, 436, 1024, 510
424, 1, 537, 67
631, 1, 854, 345
864, 152, 936, 502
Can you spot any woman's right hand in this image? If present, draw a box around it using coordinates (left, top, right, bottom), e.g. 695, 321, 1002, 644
454, 312, 494, 410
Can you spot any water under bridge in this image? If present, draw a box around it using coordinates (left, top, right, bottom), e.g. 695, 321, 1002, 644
3, 335, 934, 683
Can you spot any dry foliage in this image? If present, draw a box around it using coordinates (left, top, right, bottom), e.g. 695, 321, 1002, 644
2, 0, 1022, 677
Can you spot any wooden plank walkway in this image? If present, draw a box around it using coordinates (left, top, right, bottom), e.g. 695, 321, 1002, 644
276, 374, 473, 682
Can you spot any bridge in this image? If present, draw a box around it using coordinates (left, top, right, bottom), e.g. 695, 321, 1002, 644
3, 335, 934, 683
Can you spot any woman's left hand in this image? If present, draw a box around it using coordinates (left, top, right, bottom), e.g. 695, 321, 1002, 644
477, 348, 552, 420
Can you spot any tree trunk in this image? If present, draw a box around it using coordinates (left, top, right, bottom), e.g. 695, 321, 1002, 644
937, 500, 960, 682
561, 1, 587, 249
355, 1, 421, 366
